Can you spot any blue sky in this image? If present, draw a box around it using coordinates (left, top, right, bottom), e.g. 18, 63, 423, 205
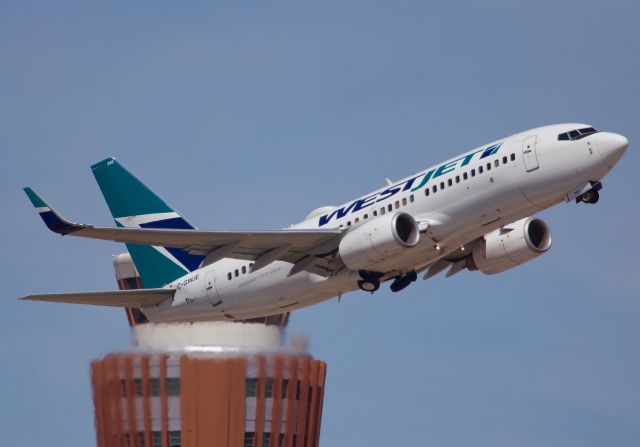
1, 1, 639, 446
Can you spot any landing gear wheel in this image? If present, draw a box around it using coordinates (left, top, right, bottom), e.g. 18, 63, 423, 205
358, 279, 380, 293
357, 270, 382, 293
581, 190, 600, 204
389, 271, 418, 293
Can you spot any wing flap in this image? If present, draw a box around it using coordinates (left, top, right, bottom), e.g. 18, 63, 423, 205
21, 289, 174, 308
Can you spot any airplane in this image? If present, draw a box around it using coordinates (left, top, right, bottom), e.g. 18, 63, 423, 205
22, 123, 628, 322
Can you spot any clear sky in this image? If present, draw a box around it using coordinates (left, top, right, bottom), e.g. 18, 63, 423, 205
1, 1, 639, 446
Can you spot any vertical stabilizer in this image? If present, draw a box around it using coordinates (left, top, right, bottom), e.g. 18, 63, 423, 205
91, 158, 204, 288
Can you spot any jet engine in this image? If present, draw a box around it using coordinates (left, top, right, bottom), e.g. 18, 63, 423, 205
467, 217, 552, 275
339, 212, 420, 271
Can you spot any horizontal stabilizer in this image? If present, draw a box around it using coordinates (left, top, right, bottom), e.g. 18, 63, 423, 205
21, 288, 174, 308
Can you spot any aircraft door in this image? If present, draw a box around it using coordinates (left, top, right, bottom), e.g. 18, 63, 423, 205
204, 270, 223, 307
522, 135, 539, 172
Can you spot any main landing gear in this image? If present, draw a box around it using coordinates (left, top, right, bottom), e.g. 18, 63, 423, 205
577, 181, 602, 205
390, 271, 418, 293
357, 270, 383, 293
357, 270, 419, 293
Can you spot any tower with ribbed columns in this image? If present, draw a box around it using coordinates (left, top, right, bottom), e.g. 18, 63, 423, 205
91, 253, 327, 447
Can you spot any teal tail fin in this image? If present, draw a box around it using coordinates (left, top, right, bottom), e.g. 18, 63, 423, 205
91, 157, 204, 288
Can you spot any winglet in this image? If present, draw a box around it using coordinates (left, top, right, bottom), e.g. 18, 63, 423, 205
23, 187, 85, 235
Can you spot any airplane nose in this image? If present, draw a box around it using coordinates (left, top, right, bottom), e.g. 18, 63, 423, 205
598, 132, 629, 163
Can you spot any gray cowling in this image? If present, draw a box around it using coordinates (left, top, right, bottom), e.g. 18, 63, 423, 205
339, 212, 420, 271
468, 217, 552, 275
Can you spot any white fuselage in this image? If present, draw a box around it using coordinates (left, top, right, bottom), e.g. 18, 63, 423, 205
143, 124, 628, 322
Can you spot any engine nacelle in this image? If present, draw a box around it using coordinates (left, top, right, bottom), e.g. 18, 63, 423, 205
469, 217, 552, 275
339, 212, 420, 271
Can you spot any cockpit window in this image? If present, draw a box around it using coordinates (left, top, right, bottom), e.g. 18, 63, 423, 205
578, 127, 598, 136
558, 126, 598, 141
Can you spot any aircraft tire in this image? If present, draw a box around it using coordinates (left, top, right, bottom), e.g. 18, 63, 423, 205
358, 279, 380, 293
582, 190, 600, 204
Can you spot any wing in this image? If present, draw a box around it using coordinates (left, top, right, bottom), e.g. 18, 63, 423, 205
21, 288, 174, 308
24, 187, 344, 276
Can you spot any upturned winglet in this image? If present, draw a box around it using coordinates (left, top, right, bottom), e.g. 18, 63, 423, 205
23, 187, 86, 235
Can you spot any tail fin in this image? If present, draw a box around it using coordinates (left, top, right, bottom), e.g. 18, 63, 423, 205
91, 157, 204, 288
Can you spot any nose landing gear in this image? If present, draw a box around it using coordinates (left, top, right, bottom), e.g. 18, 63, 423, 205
580, 189, 600, 204
577, 181, 602, 205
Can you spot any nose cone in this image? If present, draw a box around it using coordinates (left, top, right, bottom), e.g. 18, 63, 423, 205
598, 132, 629, 165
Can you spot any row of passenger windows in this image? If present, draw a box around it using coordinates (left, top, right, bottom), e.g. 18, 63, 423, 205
425, 152, 516, 197
227, 263, 254, 281
337, 152, 516, 228
339, 195, 416, 228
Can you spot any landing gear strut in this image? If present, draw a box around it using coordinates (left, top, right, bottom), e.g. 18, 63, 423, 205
390, 271, 418, 293
577, 181, 602, 205
357, 270, 383, 293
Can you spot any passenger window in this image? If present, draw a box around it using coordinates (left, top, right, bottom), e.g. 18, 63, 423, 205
433, 185, 437, 193
355, 217, 360, 223
502, 156, 507, 164
364, 213, 368, 219
494, 160, 499, 168
387, 204, 393, 212
455, 175, 460, 183
380, 207, 386, 215
347, 221, 351, 226
510, 153, 516, 161
479, 166, 483, 174
227, 272, 232, 280
486, 163, 491, 171
409, 194, 414, 203
440, 181, 445, 189
242, 266, 246, 274
402, 198, 407, 206
447, 179, 452, 187
250, 263, 253, 269
471, 169, 476, 177
394, 201, 400, 209
425, 188, 430, 196
373, 210, 378, 216
234, 269, 239, 277
463, 172, 468, 180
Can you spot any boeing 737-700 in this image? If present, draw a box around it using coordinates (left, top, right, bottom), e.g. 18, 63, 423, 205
22, 124, 628, 322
